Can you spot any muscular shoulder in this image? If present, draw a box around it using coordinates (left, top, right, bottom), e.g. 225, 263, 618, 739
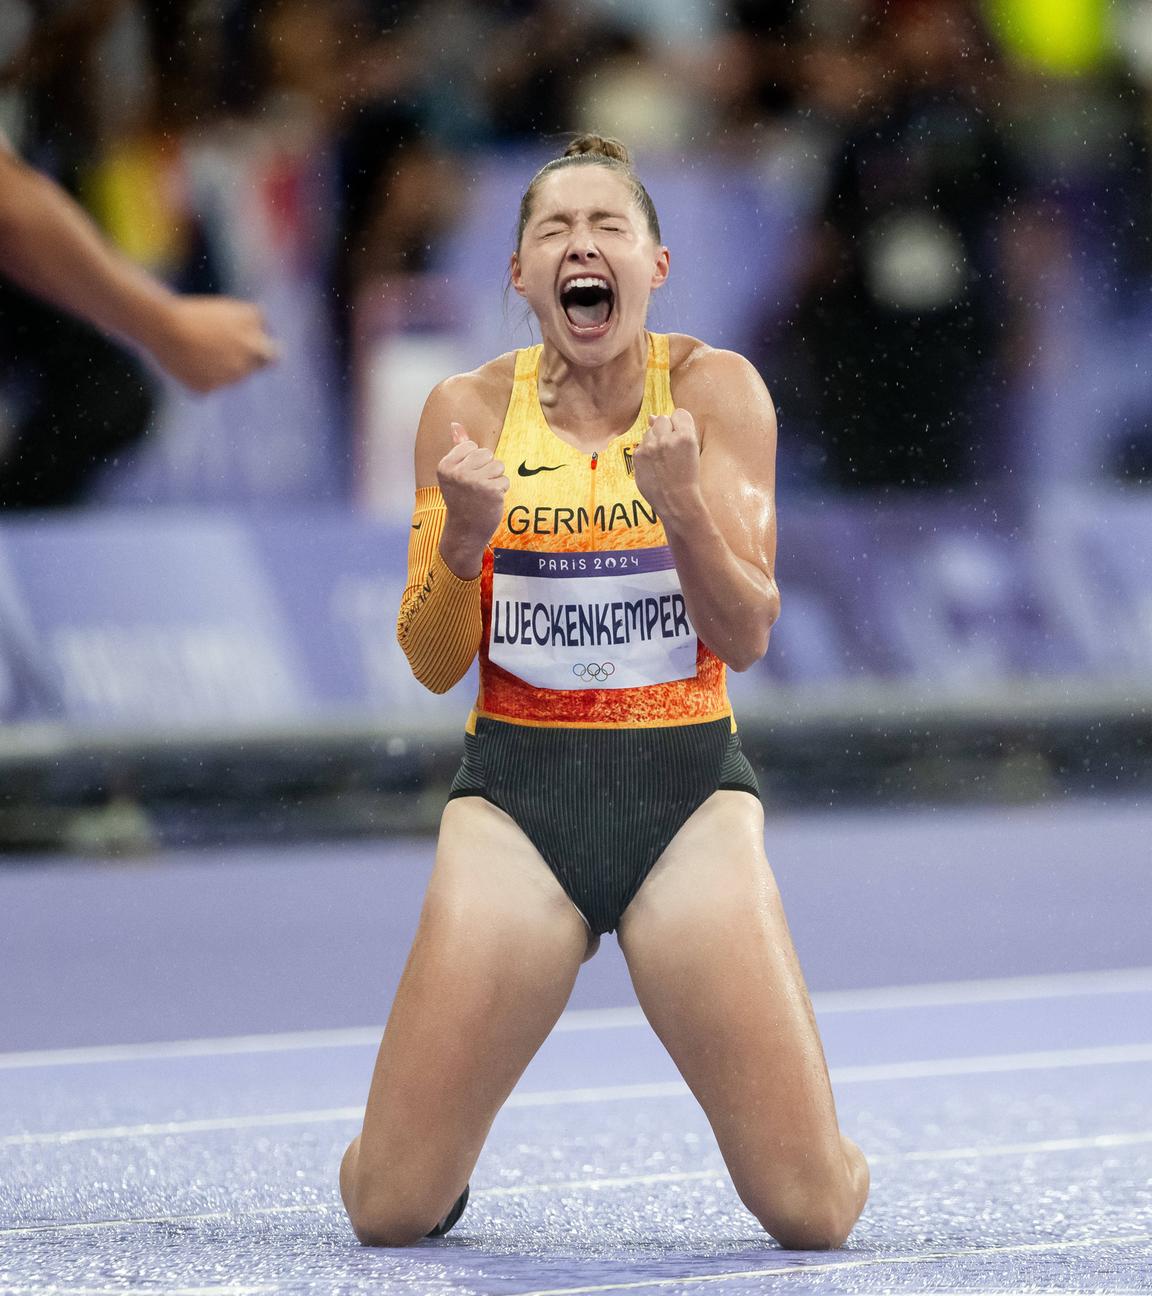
414, 352, 516, 485
666, 334, 776, 445
425, 351, 517, 447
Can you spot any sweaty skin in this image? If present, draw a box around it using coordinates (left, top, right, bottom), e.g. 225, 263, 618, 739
436, 422, 512, 578
351, 161, 867, 1253
408, 166, 779, 675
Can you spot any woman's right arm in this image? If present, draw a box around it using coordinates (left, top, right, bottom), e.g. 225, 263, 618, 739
396, 376, 509, 694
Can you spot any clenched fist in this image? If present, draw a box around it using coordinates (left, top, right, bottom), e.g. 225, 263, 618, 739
437, 422, 510, 556
150, 296, 280, 393
633, 408, 703, 519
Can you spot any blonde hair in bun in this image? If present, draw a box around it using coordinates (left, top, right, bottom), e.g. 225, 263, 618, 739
516, 133, 660, 249
562, 133, 632, 165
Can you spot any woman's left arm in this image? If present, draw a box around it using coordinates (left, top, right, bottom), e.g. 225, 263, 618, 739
632, 348, 779, 671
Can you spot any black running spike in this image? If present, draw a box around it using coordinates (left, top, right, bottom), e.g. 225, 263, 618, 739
426, 1183, 469, 1238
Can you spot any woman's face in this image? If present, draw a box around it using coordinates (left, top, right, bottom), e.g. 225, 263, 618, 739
510, 167, 669, 365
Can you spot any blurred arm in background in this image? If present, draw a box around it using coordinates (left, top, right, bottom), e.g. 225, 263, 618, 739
0, 130, 278, 394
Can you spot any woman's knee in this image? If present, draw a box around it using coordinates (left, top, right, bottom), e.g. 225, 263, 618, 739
346, 1199, 435, 1248
741, 1144, 868, 1251
343, 1178, 448, 1248
748, 1186, 857, 1251
339, 1136, 444, 1248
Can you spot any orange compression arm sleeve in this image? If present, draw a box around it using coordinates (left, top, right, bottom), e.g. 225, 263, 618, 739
396, 487, 483, 694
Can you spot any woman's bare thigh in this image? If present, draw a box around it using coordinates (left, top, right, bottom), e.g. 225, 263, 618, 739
341, 795, 592, 1242
616, 791, 867, 1245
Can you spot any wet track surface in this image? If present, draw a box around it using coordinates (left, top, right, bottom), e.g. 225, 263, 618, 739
2, 802, 1150, 1294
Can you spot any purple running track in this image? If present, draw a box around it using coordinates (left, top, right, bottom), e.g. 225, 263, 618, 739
0, 796, 1149, 1294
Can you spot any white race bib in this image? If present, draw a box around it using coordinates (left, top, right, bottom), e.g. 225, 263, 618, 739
489, 546, 698, 691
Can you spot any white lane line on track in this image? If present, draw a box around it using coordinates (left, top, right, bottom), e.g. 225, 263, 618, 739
500, 1234, 1152, 1296
813, 965, 1152, 1012
0, 1289, 275, 1295
0, 1006, 657, 1073
5, 1041, 1152, 1148
0, 1027, 382, 1072
0, 1107, 364, 1147
2, 1129, 1151, 1236
829, 1041, 1152, 1084
483, 1130, 1152, 1195
2, 967, 1150, 1071
0, 1205, 321, 1238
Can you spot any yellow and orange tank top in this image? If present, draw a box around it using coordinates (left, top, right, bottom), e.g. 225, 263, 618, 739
468, 332, 731, 731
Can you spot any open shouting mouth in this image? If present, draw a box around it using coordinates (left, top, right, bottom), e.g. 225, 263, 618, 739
559, 274, 615, 337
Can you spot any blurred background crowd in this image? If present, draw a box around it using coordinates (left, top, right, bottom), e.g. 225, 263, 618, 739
2, 0, 1152, 849
3, 0, 1152, 505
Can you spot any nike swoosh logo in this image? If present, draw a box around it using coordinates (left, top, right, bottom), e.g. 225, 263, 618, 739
518, 462, 564, 477
411, 522, 422, 529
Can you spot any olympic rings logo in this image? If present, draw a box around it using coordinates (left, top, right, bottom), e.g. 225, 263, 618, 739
572, 662, 616, 681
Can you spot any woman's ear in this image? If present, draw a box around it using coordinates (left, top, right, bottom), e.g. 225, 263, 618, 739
650, 244, 670, 291
509, 252, 527, 297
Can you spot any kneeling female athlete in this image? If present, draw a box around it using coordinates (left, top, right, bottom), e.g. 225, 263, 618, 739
339, 134, 869, 1250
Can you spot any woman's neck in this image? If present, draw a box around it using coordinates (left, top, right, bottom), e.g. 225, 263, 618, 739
536, 331, 649, 451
